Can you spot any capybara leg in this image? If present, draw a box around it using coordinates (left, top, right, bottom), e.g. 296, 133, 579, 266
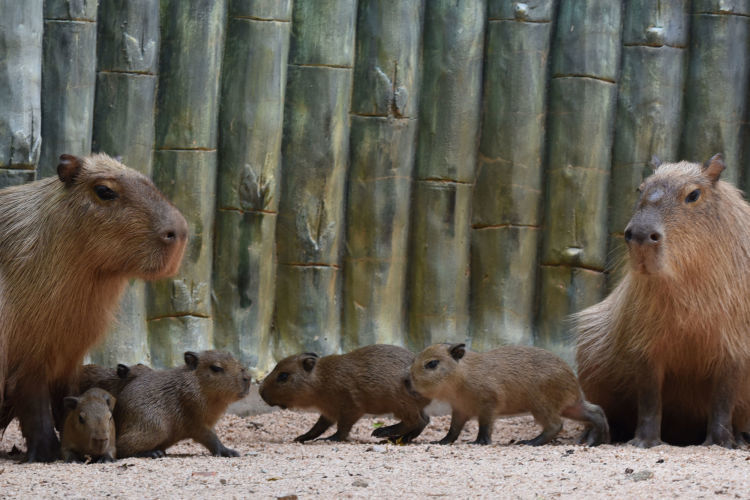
18, 387, 60, 462
324, 412, 362, 442
61, 448, 82, 463
628, 366, 665, 448
116, 430, 158, 458
519, 416, 562, 446
371, 422, 407, 438
563, 399, 611, 446
295, 415, 333, 442
194, 427, 239, 457
471, 413, 493, 445
703, 373, 739, 448
434, 410, 469, 445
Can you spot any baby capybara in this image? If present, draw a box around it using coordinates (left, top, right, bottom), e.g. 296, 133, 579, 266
260, 344, 431, 443
0, 153, 187, 461
61, 388, 117, 463
410, 343, 609, 446
77, 363, 153, 397
114, 351, 250, 458
576, 154, 750, 447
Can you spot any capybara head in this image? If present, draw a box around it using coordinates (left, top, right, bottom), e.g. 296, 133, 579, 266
410, 343, 466, 399
55, 153, 188, 279
624, 154, 726, 276
63, 388, 116, 456
259, 353, 320, 409
117, 362, 153, 380
184, 350, 251, 401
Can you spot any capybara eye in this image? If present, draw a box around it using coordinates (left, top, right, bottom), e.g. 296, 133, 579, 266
94, 184, 118, 201
210, 365, 224, 373
78, 415, 85, 424
685, 189, 701, 203
277, 372, 289, 382
425, 360, 439, 370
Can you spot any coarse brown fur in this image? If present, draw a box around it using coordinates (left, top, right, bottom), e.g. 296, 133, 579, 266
61, 388, 116, 463
114, 350, 250, 458
575, 155, 750, 447
259, 344, 431, 443
410, 343, 609, 446
77, 363, 153, 398
0, 153, 188, 462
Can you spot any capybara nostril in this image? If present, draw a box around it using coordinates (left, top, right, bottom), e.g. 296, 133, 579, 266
161, 230, 176, 243
649, 232, 661, 243
624, 228, 633, 242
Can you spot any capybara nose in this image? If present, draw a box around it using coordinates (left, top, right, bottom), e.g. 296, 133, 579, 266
160, 212, 188, 245
624, 225, 661, 246
92, 437, 109, 451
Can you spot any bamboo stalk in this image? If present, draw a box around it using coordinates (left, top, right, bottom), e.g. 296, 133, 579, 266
38, 0, 97, 178
0, 0, 42, 188
213, 0, 291, 374
470, 0, 556, 352
274, 0, 357, 358
538, 0, 623, 363
147, 0, 226, 367
87, 0, 161, 366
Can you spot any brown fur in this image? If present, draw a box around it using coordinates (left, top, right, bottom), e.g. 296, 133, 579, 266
259, 344, 431, 443
575, 155, 750, 447
61, 388, 116, 463
115, 350, 250, 458
0, 153, 187, 462
77, 363, 153, 398
410, 343, 609, 446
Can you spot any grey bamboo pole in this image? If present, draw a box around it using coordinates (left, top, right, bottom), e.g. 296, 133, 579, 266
408, 0, 484, 349
681, 1, 750, 187
344, 0, 424, 352
607, 0, 689, 286
0, 0, 42, 188
538, 0, 623, 363
213, 0, 291, 374
470, 0, 557, 353
274, 0, 357, 358
38, 0, 97, 178
147, 0, 226, 368
87, 0, 160, 367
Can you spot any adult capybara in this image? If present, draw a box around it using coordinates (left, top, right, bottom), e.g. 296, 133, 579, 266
0, 153, 187, 462
259, 345, 431, 443
61, 388, 116, 463
115, 351, 250, 458
575, 154, 750, 447
410, 343, 609, 446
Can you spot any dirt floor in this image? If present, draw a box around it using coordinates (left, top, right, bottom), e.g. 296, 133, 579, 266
1, 402, 750, 499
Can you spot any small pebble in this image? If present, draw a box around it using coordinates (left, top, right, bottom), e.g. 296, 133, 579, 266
352, 479, 369, 488
630, 470, 654, 482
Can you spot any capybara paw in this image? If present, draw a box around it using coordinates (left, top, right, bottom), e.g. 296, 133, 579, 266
577, 427, 609, 446
371, 427, 390, 438
433, 437, 455, 445
627, 436, 664, 449
138, 449, 166, 459
215, 447, 240, 457
25, 444, 60, 463
95, 455, 116, 463
703, 431, 736, 448
470, 437, 491, 445
293, 435, 311, 443
321, 434, 346, 442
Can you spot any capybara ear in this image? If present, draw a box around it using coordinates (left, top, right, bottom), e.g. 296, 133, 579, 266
63, 396, 79, 411
116, 363, 130, 379
105, 394, 116, 411
57, 154, 83, 187
301, 354, 318, 372
649, 155, 661, 170
448, 343, 466, 361
703, 153, 725, 183
184, 351, 199, 370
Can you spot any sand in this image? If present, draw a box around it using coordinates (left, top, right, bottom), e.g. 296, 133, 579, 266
1, 405, 749, 499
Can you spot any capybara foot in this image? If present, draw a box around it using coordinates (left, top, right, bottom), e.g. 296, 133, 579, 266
95, 455, 116, 463
703, 429, 736, 448
321, 434, 346, 442
137, 449, 166, 459
214, 445, 240, 457
628, 437, 664, 448
470, 436, 491, 445
576, 425, 610, 447
25, 437, 60, 463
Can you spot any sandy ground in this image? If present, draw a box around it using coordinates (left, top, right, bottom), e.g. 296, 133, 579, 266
1, 406, 750, 499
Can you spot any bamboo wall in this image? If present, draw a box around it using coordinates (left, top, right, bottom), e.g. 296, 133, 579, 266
1, 0, 746, 373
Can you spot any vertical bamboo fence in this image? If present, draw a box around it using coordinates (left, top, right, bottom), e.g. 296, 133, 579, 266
2, 0, 749, 372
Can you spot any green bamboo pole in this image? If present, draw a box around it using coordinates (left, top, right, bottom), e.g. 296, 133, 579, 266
213, 0, 291, 375
538, 0, 623, 363
607, 0, 689, 286
0, 0, 42, 188
408, 0, 484, 349
88, 0, 160, 367
274, 0, 357, 358
147, 0, 225, 368
344, 0, 424, 352
38, 0, 97, 178
681, 1, 750, 187
470, 0, 556, 353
